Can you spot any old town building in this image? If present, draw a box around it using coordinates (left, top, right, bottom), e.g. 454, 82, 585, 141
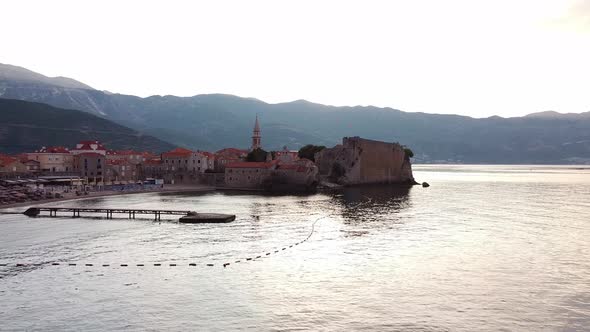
273, 146, 299, 163
106, 150, 146, 165
225, 161, 277, 189
214, 148, 248, 172
73, 152, 105, 184
141, 159, 164, 179
70, 141, 107, 156
160, 147, 215, 183
0, 154, 28, 174
105, 159, 139, 183
27, 146, 74, 173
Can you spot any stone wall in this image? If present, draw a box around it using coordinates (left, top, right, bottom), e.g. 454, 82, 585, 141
315, 136, 415, 185
225, 167, 272, 189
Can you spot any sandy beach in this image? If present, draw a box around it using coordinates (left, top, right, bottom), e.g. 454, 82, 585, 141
0, 184, 215, 211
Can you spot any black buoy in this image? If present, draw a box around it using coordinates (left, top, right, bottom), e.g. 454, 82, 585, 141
422, 182, 430, 188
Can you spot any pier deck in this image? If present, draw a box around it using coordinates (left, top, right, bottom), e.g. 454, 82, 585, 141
24, 207, 192, 220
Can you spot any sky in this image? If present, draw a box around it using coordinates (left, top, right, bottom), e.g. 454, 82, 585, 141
1, 0, 589, 118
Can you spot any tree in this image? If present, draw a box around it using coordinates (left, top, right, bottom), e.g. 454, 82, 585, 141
298, 144, 326, 162
247, 148, 268, 162
403, 146, 414, 160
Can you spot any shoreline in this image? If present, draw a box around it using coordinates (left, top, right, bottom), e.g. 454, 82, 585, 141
0, 184, 215, 211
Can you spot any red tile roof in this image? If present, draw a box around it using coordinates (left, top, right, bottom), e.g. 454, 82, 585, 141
107, 150, 141, 155
162, 147, 192, 157
142, 152, 158, 158
0, 154, 17, 167
74, 143, 92, 150
73, 141, 106, 151
200, 151, 216, 158
226, 161, 276, 169
15, 153, 30, 163
215, 148, 248, 157
36, 146, 70, 153
143, 159, 162, 165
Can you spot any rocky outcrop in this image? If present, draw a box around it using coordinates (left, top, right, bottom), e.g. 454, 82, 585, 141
315, 137, 416, 186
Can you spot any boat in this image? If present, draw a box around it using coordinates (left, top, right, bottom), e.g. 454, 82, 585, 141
179, 211, 235, 223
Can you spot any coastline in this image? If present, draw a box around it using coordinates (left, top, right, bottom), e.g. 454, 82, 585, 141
0, 184, 215, 211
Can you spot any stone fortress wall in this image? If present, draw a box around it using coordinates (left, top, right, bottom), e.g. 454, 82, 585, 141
315, 136, 415, 185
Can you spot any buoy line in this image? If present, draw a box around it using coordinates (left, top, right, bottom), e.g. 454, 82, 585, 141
0, 198, 373, 269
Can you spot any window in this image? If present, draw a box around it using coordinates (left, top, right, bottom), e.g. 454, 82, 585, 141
198, 160, 201, 164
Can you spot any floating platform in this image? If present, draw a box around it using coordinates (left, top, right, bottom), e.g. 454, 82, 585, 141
179, 212, 235, 223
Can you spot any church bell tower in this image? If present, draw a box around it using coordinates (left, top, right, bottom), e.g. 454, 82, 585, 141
251, 114, 261, 150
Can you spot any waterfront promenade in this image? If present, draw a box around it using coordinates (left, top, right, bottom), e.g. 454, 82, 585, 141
0, 184, 214, 210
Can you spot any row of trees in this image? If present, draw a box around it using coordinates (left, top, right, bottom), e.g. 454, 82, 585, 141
297, 145, 325, 162
246, 145, 327, 162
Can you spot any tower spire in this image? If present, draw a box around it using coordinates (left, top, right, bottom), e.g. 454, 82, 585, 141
254, 114, 260, 132
251, 114, 261, 150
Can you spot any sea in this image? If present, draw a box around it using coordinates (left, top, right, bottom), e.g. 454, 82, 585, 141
0, 165, 589, 331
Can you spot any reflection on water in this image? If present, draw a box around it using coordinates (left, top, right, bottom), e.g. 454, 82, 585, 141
335, 185, 412, 233
0, 165, 589, 331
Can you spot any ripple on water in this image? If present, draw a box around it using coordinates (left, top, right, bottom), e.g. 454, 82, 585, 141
0, 166, 590, 330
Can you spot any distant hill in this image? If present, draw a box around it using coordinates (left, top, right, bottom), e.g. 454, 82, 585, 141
524, 110, 590, 119
1, 63, 590, 163
0, 98, 175, 154
0, 63, 93, 89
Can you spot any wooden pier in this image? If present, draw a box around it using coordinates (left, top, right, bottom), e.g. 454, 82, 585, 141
24, 207, 192, 221
23, 207, 236, 223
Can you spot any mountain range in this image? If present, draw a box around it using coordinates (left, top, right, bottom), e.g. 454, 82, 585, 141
0, 98, 174, 154
1, 62, 589, 163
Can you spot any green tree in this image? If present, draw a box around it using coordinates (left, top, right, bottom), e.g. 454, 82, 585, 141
298, 144, 326, 162
403, 146, 414, 160
246, 148, 269, 162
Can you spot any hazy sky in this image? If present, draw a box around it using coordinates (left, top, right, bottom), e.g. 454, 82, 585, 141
2, 0, 589, 117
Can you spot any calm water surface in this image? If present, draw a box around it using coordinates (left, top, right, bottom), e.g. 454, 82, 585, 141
1, 165, 589, 331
